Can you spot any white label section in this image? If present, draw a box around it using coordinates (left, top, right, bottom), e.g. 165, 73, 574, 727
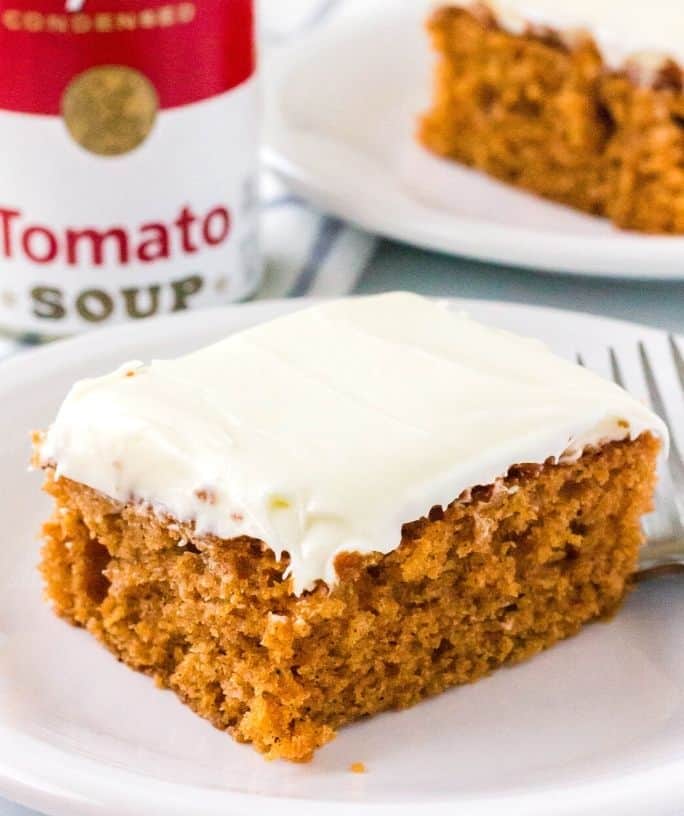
0, 77, 260, 334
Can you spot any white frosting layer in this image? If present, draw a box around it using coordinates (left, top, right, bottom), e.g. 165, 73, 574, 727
451, 0, 684, 80
41, 293, 667, 594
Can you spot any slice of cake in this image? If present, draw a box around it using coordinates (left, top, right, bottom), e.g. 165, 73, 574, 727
35, 293, 667, 761
420, 1, 684, 233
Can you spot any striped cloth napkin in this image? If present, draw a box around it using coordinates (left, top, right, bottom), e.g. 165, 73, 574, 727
259, 172, 375, 298
0, 0, 376, 363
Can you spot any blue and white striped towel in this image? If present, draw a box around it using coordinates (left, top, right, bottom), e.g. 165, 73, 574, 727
260, 172, 376, 298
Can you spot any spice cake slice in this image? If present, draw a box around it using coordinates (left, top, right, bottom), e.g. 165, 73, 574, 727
420, 1, 684, 233
35, 292, 666, 760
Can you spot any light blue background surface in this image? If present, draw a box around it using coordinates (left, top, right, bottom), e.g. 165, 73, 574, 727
357, 242, 684, 334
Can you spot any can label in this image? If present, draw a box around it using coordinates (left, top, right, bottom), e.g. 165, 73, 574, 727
0, 0, 259, 334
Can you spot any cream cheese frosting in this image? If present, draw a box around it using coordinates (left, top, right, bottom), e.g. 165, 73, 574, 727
450, 0, 684, 82
40, 292, 667, 594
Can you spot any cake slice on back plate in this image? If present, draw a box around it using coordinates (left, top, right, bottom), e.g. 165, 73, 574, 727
420, 0, 684, 233
35, 293, 666, 760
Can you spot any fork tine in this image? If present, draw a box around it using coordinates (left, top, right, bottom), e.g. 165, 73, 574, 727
670, 334, 684, 391
608, 345, 679, 541
609, 344, 681, 542
650, 335, 684, 457
640, 341, 684, 473
609, 347, 625, 389
638, 341, 684, 533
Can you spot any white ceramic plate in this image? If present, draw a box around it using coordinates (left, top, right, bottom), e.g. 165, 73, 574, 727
1, 299, 684, 816
263, 0, 684, 279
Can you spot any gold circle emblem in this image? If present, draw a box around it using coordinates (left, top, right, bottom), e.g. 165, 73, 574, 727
61, 65, 159, 156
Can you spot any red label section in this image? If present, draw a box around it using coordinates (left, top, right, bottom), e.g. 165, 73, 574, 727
0, 0, 255, 114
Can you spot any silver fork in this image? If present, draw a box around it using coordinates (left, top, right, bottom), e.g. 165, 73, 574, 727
631, 337, 684, 578
585, 334, 684, 578
576, 333, 684, 577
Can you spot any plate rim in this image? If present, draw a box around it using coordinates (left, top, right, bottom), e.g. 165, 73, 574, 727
262, 0, 684, 281
2, 297, 683, 816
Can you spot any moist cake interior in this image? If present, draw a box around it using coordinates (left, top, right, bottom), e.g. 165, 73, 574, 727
40, 435, 658, 761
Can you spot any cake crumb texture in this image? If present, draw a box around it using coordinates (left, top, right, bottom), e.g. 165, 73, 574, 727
419, 5, 684, 233
39, 435, 658, 761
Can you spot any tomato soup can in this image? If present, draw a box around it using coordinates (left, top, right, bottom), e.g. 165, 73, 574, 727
0, 0, 260, 334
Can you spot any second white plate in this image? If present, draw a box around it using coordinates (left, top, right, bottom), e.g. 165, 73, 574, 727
263, 0, 684, 279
